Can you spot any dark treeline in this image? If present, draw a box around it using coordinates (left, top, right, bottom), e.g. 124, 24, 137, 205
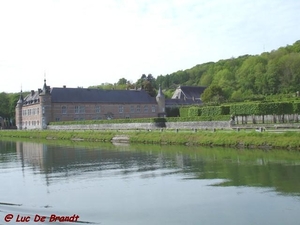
0, 92, 24, 126
1, 40, 300, 121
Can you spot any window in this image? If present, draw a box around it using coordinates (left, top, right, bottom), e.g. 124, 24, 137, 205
95, 106, 101, 113
37, 108, 39, 115
136, 105, 140, 113
130, 105, 135, 113
119, 105, 124, 113
55, 118, 60, 121
79, 106, 85, 113
62, 106, 67, 114
32, 108, 35, 115
75, 106, 79, 114
144, 105, 148, 113
152, 105, 156, 112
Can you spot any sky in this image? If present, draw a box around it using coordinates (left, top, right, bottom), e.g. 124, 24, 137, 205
0, 0, 300, 93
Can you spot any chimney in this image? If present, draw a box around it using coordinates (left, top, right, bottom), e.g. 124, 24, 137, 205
63, 85, 66, 88
31, 90, 35, 96
38, 88, 42, 93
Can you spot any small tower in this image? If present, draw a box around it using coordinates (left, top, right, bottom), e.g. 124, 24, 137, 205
15, 90, 24, 130
156, 85, 166, 117
39, 79, 52, 129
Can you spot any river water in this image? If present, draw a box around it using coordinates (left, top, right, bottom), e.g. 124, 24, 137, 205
0, 139, 300, 225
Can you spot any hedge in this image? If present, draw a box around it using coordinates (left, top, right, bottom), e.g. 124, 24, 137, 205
50, 115, 231, 126
229, 102, 297, 116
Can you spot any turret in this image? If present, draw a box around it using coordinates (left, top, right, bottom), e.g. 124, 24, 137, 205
39, 79, 52, 129
15, 90, 24, 130
156, 85, 165, 117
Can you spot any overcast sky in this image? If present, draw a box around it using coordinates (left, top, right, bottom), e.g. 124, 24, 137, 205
0, 0, 300, 93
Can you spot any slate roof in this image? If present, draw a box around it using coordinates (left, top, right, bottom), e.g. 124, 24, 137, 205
23, 90, 41, 104
172, 86, 206, 100
166, 98, 202, 107
50, 87, 157, 104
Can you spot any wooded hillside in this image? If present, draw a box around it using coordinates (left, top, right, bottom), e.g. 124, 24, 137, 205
156, 40, 300, 101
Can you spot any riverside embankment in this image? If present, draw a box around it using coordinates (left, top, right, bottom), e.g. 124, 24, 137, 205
1, 125, 300, 150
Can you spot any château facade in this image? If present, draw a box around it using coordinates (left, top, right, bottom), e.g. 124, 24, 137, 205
15, 80, 166, 130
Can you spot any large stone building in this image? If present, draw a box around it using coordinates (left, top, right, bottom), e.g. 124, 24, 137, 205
15, 80, 166, 130
15, 80, 206, 130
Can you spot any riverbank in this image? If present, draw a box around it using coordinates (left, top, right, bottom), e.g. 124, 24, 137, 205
1, 129, 300, 150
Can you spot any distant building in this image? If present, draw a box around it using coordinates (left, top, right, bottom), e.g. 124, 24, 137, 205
166, 85, 206, 108
15, 81, 205, 130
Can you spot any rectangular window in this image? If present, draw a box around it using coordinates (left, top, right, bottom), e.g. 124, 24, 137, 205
119, 105, 124, 113
152, 105, 156, 112
79, 106, 85, 113
144, 105, 148, 113
136, 105, 140, 113
130, 105, 134, 113
37, 108, 39, 115
55, 118, 60, 121
62, 106, 67, 114
95, 106, 101, 113
75, 106, 79, 114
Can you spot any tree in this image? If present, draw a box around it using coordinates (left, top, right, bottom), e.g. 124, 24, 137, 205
117, 78, 127, 85
0, 92, 10, 118
201, 85, 225, 104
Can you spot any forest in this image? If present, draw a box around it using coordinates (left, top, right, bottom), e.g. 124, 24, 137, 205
92, 40, 300, 101
1, 40, 300, 123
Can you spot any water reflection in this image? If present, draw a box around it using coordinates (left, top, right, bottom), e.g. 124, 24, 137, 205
1, 139, 300, 225
2, 140, 300, 195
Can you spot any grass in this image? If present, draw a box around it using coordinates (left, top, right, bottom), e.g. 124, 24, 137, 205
1, 128, 300, 150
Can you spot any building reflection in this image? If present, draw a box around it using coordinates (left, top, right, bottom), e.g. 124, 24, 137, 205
14, 141, 169, 176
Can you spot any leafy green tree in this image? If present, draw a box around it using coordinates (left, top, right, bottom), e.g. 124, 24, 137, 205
117, 78, 127, 85
201, 85, 226, 103
0, 92, 10, 118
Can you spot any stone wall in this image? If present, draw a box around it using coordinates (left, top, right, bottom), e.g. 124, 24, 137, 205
47, 121, 231, 131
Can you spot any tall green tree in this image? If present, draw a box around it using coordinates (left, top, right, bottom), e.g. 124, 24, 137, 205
0, 92, 10, 118
201, 85, 226, 104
